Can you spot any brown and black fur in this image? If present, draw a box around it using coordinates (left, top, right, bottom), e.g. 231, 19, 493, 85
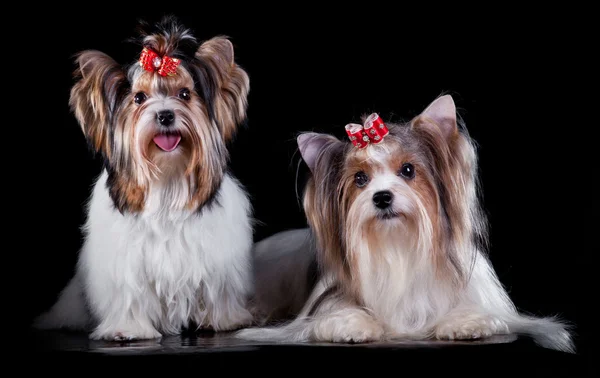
302, 109, 485, 304
69, 15, 249, 214
240, 96, 573, 354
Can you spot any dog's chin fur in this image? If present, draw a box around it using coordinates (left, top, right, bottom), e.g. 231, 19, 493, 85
237, 95, 575, 354
33, 16, 255, 341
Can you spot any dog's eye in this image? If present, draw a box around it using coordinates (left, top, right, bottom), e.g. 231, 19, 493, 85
354, 171, 369, 188
399, 163, 415, 180
134, 92, 147, 105
178, 88, 191, 101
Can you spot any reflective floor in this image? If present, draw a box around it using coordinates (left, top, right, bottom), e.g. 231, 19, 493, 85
30, 328, 521, 355
25, 329, 587, 375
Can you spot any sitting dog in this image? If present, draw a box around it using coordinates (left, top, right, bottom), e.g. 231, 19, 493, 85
33, 16, 254, 341
240, 95, 574, 353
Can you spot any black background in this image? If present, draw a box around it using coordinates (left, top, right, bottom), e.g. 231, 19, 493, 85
11, 5, 592, 369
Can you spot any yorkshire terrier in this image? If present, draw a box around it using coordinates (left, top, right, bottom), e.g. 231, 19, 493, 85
239, 95, 574, 353
33, 16, 255, 341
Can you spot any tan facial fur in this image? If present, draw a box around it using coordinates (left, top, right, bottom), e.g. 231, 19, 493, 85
300, 101, 484, 305
68, 22, 250, 214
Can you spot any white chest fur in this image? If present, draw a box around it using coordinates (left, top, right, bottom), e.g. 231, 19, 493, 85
352, 235, 455, 337
77, 170, 254, 340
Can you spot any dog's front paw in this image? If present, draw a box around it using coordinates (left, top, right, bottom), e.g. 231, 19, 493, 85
90, 325, 162, 341
435, 314, 508, 340
313, 310, 384, 343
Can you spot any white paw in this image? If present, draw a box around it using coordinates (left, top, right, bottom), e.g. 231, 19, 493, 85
90, 326, 162, 341
435, 314, 508, 340
313, 310, 385, 343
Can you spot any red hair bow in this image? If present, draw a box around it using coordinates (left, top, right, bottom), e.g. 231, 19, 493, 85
345, 113, 389, 149
139, 47, 181, 77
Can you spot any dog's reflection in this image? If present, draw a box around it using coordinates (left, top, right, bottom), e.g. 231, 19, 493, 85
89, 328, 254, 352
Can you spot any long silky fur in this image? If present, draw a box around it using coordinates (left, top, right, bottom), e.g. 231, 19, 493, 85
238, 96, 574, 353
33, 16, 255, 341
68, 16, 249, 214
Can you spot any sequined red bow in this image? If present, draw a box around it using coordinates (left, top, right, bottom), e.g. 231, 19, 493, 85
345, 113, 389, 148
139, 47, 181, 77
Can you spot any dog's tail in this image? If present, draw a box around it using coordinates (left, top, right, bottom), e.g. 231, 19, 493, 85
32, 274, 91, 331
235, 317, 314, 343
236, 315, 576, 352
505, 313, 575, 353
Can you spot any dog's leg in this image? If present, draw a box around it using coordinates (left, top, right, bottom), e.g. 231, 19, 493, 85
187, 174, 255, 332
434, 306, 509, 341
308, 291, 385, 343
236, 277, 384, 343
311, 307, 385, 343
199, 278, 254, 332
86, 275, 161, 341
235, 296, 384, 343
89, 308, 162, 341
433, 253, 574, 352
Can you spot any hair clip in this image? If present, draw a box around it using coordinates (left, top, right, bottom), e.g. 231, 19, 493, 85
139, 47, 181, 77
345, 113, 389, 148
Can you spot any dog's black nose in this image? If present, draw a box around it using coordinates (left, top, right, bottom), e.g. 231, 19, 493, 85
373, 191, 393, 209
157, 110, 175, 126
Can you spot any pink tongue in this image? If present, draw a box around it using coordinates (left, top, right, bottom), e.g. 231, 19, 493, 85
153, 133, 181, 152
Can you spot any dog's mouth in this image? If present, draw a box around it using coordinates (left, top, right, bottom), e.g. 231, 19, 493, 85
153, 131, 182, 152
377, 210, 402, 220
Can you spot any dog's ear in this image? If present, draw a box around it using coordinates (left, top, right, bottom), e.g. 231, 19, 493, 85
414, 95, 458, 141
297, 132, 340, 173
198, 36, 235, 66
196, 36, 249, 143
69, 50, 128, 158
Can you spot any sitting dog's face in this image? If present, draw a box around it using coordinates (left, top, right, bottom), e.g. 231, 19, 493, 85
126, 60, 203, 176
297, 95, 485, 289
69, 17, 249, 213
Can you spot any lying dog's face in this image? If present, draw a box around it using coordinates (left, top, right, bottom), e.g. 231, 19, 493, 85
342, 134, 433, 234
69, 17, 249, 213
298, 95, 485, 289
